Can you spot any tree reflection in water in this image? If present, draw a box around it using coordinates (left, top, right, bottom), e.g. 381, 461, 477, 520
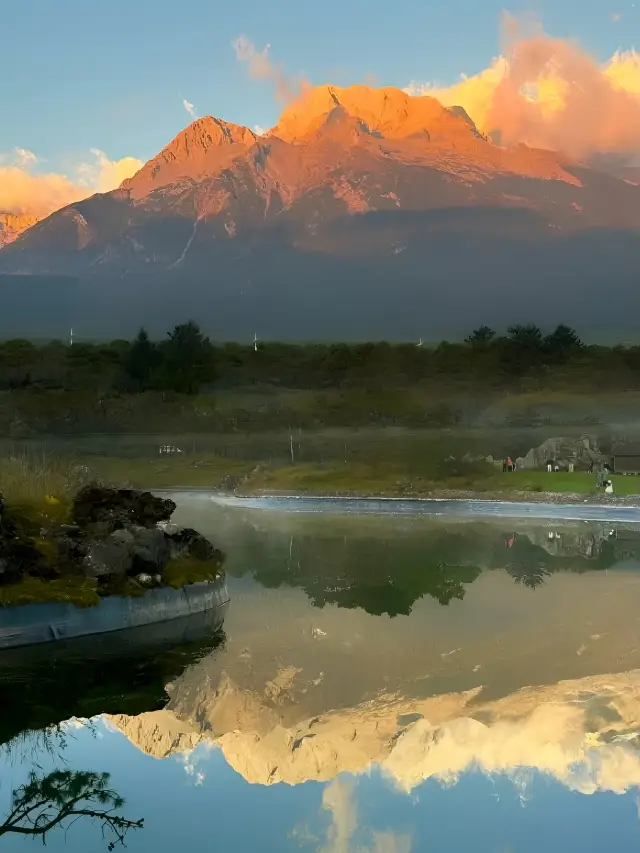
230, 522, 622, 615
0, 768, 143, 849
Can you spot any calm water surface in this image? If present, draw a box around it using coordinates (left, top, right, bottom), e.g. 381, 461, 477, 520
3, 494, 640, 851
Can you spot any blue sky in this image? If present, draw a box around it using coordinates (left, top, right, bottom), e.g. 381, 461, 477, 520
0, 0, 635, 171
2, 723, 640, 852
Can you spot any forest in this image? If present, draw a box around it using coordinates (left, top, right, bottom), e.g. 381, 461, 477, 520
1, 321, 639, 394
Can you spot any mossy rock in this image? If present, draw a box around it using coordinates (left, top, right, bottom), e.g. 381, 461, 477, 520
3, 497, 72, 538
163, 556, 224, 589
0, 576, 100, 608
0, 489, 225, 606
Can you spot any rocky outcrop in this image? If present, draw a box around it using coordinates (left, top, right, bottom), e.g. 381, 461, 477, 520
516, 435, 606, 470
71, 485, 176, 533
0, 484, 224, 595
0, 213, 40, 248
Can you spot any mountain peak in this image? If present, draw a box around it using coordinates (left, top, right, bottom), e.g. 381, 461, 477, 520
122, 116, 258, 199
271, 84, 481, 143
310, 104, 378, 146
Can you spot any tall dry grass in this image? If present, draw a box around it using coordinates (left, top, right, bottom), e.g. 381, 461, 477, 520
0, 454, 93, 504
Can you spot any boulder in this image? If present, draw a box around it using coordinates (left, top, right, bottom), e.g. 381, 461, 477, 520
80, 525, 171, 580
166, 528, 224, 562
82, 534, 134, 579
128, 526, 171, 574
0, 484, 225, 592
72, 485, 176, 533
516, 435, 605, 471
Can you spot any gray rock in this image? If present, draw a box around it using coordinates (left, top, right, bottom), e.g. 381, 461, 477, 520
79, 524, 171, 579
111, 528, 135, 546
129, 525, 171, 574
82, 535, 133, 578
72, 484, 176, 533
166, 527, 223, 562
516, 435, 606, 471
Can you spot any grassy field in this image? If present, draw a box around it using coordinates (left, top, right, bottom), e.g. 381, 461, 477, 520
236, 464, 639, 497
1, 430, 636, 501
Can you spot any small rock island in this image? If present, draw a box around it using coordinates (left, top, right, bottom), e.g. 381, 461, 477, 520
0, 484, 224, 607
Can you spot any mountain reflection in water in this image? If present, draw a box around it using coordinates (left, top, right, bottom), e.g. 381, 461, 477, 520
4, 499, 640, 851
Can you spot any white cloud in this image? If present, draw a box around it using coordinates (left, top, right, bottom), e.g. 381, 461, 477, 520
318, 778, 412, 853
182, 99, 198, 120
12, 147, 38, 168
253, 124, 267, 135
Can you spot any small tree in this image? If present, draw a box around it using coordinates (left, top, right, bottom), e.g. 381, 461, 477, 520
125, 327, 160, 389
501, 324, 545, 375
159, 320, 215, 394
464, 326, 495, 346
545, 324, 584, 364
506, 324, 544, 348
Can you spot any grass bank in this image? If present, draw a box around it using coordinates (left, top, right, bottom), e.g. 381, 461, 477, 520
233, 465, 640, 500
2, 442, 637, 504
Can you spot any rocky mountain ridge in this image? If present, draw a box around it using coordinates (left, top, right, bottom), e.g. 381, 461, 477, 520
0, 213, 40, 248
2, 84, 640, 339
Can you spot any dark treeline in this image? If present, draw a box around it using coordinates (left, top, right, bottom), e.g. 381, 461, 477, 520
2, 321, 640, 394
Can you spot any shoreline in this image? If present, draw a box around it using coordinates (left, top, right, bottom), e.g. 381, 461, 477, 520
162, 485, 640, 508
226, 487, 640, 507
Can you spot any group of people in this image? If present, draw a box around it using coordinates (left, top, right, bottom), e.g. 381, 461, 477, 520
596, 469, 614, 493
500, 455, 614, 492
542, 457, 614, 492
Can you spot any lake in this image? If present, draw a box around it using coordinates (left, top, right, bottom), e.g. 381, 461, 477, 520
3, 494, 640, 851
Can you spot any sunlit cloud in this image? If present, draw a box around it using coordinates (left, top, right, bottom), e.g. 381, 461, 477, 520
0, 148, 143, 217
404, 13, 640, 158
232, 34, 309, 103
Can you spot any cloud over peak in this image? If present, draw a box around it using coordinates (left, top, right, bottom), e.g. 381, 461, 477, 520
182, 99, 198, 120
0, 148, 143, 217
232, 34, 309, 103
406, 17, 640, 158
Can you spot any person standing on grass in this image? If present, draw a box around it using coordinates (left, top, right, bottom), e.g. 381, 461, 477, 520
506, 456, 513, 472
502, 459, 507, 473
588, 460, 594, 474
